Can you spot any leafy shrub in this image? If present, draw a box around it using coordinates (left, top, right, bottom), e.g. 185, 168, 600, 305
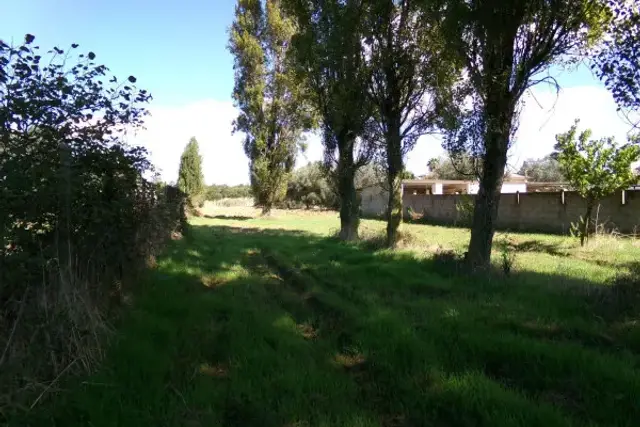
454, 197, 475, 227
500, 244, 516, 276
0, 35, 186, 414
283, 161, 338, 209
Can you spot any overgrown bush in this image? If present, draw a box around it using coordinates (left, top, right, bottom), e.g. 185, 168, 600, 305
0, 35, 186, 415
282, 161, 338, 209
454, 197, 475, 227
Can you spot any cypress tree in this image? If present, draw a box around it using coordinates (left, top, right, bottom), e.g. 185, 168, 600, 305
177, 137, 205, 207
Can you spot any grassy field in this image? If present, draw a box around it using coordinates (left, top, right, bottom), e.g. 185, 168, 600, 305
14, 207, 640, 427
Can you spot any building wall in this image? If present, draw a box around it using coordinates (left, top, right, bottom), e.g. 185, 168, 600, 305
500, 183, 527, 194
466, 182, 526, 194
361, 188, 640, 233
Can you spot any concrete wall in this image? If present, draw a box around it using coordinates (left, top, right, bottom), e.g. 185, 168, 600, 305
361, 188, 640, 234
361, 186, 389, 218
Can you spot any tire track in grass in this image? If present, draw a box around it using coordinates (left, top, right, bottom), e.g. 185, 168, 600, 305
249, 247, 568, 427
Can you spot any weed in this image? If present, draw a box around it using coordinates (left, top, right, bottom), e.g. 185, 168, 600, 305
454, 197, 475, 227
499, 236, 517, 276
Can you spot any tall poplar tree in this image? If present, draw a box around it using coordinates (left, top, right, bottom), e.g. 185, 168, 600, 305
285, 0, 375, 241
177, 137, 205, 207
229, 0, 313, 215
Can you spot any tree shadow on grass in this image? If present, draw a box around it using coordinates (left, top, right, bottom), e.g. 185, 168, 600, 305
496, 239, 571, 257
203, 214, 253, 221
21, 222, 640, 427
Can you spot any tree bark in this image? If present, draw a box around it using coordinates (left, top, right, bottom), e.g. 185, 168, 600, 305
386, 131, 403, 248
581, 201, 594, 247
261, 203, 272, 217
466, 106, 512, 271
337, 137, 359, 241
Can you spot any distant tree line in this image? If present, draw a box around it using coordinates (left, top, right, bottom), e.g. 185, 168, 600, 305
426, 154, 566, 182
205, 184, 253, 201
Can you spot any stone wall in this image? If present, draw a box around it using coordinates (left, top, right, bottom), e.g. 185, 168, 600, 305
361, 187, 640, 234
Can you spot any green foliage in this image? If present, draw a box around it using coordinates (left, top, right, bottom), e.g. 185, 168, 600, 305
555, 120, 640, 244
363, 0, 461, 246
594, 1, 640, 114
518, 155, 565, 182
284, 161, 337, 209
354, 162, 385, 192
285, 0, 375, 239
229, 0, 313, 214
177, 137, 205, 208
427, 155, 481, 180
498, 236, 517, 276
555, 121, 640, 201
0, 35, 186, 413
455, 197, 475, 226
205, 184, 252, 201
441, 0, 611, 269
400, 169, 416, 180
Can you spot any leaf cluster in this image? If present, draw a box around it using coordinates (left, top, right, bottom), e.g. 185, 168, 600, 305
554, 120, 640, 201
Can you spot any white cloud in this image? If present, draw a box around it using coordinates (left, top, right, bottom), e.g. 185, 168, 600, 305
406, 85, 635, 176
133, 99, 247, 185
133, 85, 635, 185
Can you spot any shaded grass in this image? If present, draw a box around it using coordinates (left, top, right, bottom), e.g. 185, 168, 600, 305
12, 209, 640, 427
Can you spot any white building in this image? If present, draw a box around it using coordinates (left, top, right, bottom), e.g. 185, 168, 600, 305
403, 173, 528, 196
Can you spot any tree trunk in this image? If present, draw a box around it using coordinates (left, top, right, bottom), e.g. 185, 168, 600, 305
386, 131, 403, 248
466, 109, 512, 271
337, 138, 359, 241
581, 201, 594, 247
261, 203, 272, 217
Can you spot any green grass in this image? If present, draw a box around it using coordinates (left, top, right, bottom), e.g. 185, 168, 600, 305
14, 208, 640, 427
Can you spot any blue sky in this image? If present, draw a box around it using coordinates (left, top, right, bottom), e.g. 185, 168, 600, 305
2, 1, 634, 184
3, 0, 236, 106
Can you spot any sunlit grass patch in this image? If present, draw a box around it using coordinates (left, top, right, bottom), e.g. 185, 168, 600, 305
18, 208, 640, 427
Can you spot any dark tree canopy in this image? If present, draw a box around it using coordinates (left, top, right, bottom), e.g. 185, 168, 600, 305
285, 0, 375, 240
441, 0, 610, 269
593, 1, 640, 116
364, 0, 461, 246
